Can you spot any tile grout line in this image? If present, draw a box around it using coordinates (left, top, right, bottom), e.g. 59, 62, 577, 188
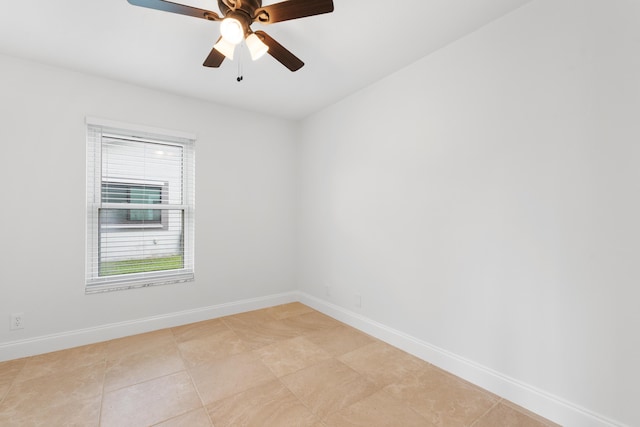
212, 306, 336, 423
501, 398, 562, 427
204, 307, 300, 421
274, 354, 336, 424
9, 356, 31, 385
102, 346, 183, 392
3, 355, 108, 426
102, 327, 205, 425
469, 397, 503, 427
0, 368, 21, 409
0, 359, 28, 406
169, 325, 215, 427
97, 350, 109, 427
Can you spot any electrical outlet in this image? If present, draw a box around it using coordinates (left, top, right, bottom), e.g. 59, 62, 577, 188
325, 285, 331, 297
355, 293, 362, 308
10, 313, 24, 330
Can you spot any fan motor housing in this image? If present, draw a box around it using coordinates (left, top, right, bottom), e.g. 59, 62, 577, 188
218, 0, 262, 18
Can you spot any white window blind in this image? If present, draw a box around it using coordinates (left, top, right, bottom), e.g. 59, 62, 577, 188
86, 119, 195, 293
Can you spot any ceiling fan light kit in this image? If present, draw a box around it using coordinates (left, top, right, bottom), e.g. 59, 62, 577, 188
213, 36, 237, 60
126, 0, 335, 71
219, 17, 245, 45
246, 33, 269, 60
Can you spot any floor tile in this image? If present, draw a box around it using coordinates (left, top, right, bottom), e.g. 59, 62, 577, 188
171, 318, 230, 343
16, 342, 106, 382
106, 328, 176, 360
0, 362, 105, 417
104, 341, 185, 391
338, 341, 427, 387
256, 336, 332, 377
281, 358, 380, 419
153, 407, 213, 427
282, 311, 344, 334
101, 371, 201, 427
472, 401, 557, 427
224, 316, 303, 350
189, 351, 276, 404
178, 329, 248, 369
305, 325, 376, 356
0, 357, 27, 401
222, 308, 276, 327
206, 380, 318, 427
384, 365, 498, 426
324, 389, 433, 427
0, 357, 27, 382
0, 394, 102, 427
267, 302, 316, 320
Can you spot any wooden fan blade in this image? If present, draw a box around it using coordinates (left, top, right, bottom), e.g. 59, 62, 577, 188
203, 38, 226, 67
255, 31, 304, 71
254, 0, 334, 24
127, 0, 221, 20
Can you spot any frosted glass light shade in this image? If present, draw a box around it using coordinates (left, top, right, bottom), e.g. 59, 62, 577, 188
246, 33, 269, 60
220, 18, 244, 45
213, 37, 236, 60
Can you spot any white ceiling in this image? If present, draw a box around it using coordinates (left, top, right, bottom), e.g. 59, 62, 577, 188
0, 0, 532, 120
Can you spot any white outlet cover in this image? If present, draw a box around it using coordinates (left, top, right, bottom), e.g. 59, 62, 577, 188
10, 313, 24, 330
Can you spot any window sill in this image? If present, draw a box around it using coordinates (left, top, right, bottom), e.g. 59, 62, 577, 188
85, 270, 194, 294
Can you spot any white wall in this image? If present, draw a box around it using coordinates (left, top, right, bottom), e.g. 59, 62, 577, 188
0, 53, 297, 350
297, 1, 639, 426
1, 0, 638, 425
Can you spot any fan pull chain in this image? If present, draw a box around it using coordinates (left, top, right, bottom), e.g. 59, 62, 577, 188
237, 41, 244, 82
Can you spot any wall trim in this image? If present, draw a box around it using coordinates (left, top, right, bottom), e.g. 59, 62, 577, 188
0, 290, 625, 427
296, 292, 626, 427
0, 292, 297, 362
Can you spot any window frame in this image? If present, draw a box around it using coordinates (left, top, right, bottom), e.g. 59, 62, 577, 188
85, 117, 196, 294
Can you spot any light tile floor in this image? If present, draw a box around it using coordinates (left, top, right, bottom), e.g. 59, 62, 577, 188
0, 303, 560, 426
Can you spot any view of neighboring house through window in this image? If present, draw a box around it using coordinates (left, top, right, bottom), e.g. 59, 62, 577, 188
86, 118, 195, 293
101, 181, 165, 228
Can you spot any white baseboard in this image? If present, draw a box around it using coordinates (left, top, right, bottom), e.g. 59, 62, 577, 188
296, 292, 626, 427
0, 291, 297, 362
0, 290, 626, 427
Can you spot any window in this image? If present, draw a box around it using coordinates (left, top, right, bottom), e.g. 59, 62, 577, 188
101, 181, 167, 229
86, 118, 195, 293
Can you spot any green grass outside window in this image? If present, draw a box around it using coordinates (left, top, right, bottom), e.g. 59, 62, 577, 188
100, 255, 184, 276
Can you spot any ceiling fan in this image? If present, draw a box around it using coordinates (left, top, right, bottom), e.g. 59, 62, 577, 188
127, 0, 335, 72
